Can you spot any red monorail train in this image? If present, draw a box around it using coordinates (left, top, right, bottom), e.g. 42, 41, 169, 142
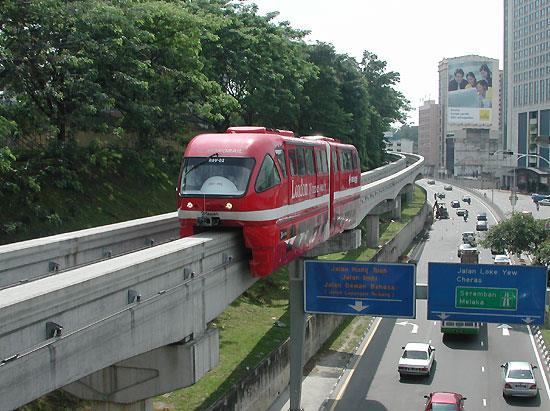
176, 126, 361, 277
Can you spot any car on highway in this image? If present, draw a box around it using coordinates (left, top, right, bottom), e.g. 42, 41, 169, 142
494, 254, 512, 265
444, 184, 453, 191
437, 192, 446, 199
461, 231, 476, 246
462, 195, 471, 205
476, 220, 488, 231
501, 361, 538, 398
540, 198, 550, 206
450, 200, 460, 208
427, 179, 435, 185
476, 212, 487, 221
398, 342, 435, 377
456, 208, 467, 216
531, 193, 550, 203
458, 243, 477, 257
424, 391, 466, 410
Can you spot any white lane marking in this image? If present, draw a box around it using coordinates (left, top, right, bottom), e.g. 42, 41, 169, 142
330, 317, 382, 408
528, 325, 550, 400
428, 339, 432, 344
433, 321, 437, 325
497, 324, 511, 336
481, 366, 485, 373
396, 321, 418, 333
483, 398, 487, 407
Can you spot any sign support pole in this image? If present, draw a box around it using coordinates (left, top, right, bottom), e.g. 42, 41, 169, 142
289, 256, 306, 411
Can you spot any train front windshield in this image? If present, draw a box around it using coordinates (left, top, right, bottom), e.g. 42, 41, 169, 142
180, 156, 255, 196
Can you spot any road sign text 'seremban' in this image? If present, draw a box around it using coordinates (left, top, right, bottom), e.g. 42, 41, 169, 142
428, 262, 547, 325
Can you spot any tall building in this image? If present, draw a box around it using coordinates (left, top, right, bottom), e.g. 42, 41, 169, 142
438, 55, 501, 178
503, 0, 550, 191
418, 100, 440, 176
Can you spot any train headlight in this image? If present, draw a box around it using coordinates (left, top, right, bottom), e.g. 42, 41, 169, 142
225, 202, 233, 210
186, 202, 193, 209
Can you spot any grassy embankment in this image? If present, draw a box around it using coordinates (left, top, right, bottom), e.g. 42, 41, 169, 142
161, 185, 426, 410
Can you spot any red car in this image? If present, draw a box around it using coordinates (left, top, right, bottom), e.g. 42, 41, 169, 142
424, 392, 466, 410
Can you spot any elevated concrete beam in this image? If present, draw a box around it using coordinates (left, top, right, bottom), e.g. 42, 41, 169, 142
304, 229, 361, 257
0, 232, 254, 410
64, 328, 219, 404
0, 212, 179, 288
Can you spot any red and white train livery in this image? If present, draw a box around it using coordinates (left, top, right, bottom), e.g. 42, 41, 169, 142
177, 126, 362, 277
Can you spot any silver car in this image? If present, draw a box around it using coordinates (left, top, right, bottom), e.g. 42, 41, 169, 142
398, 342, 435, 377
501, 361, 538, 397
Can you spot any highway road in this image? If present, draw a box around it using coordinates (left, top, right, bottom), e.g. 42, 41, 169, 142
331, 179, 550, 410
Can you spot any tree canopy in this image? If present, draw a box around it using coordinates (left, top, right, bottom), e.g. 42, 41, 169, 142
479, 213, 549, 265
0, 0, 409, 167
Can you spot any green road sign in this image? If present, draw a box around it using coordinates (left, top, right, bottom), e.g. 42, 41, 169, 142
456, 287, 518, 310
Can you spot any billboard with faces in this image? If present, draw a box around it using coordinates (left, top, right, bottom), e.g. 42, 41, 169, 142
447, 59, 496, 126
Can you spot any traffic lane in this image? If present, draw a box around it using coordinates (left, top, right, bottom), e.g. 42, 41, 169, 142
342, 301, 493, 410
485, 323, 550, 409
417, 181, 497, 266
334, 301, 438, 411
331, 317, 396, 411
478, 189, 550, 219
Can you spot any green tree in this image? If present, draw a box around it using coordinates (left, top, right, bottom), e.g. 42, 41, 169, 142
480, 213, 548, 258
359, 51, 410, 168
196, 1, 316, 131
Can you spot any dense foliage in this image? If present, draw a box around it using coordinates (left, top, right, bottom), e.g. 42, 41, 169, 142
0, 0, 408, 152
479, 213, 550, 266
0, 0, 410, 241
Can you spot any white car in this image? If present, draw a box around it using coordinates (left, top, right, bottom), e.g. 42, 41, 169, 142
501, 361, 538, 397
398, 343, 435, 377
494, 255, 511, 265
540, 198, 550, 206
458, 243, 476, 257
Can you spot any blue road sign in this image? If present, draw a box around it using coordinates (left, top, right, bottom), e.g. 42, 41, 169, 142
428, 262, 548, 325
304, 260, 416, 317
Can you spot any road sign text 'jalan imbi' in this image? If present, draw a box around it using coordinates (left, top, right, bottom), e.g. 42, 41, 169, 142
304, 260, 416, 318
428, 262, 547, 325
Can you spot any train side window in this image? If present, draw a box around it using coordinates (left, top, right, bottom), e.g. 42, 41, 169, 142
305, 148, 315, 175
296, 147, 306, 175
315, 150, 322, 173
352, 151, 359, 170
288, 148, 297, 176
320, 150, 328, 173
332, 150, 338, 172
255, 154, 281, 192
341, 150, 353, 171
275, 149, 287, 178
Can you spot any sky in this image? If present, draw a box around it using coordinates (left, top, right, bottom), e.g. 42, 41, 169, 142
248, 0, 504, 125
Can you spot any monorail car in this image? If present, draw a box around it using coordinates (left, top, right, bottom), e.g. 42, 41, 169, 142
176, 126, 361, 277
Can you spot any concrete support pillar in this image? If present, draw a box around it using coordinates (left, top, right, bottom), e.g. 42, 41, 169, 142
366, 215, 379, 248
404, 187, 414, 203
64, 328, 219, 406
391, 196, 402, 220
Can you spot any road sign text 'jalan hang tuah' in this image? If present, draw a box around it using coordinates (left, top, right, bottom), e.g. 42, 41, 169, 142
304, 260, 416, 317
428, 262, 547, 325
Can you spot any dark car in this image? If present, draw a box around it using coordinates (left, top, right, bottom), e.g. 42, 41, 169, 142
456, 208, 467, 216
424, 391, 466, 411
476, 220, 488, 231
450, 200, 460, 208
444, 185, 453, 191
462, 196, 471, 205
476, 212, 487, 221
437, 192, 446, 199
